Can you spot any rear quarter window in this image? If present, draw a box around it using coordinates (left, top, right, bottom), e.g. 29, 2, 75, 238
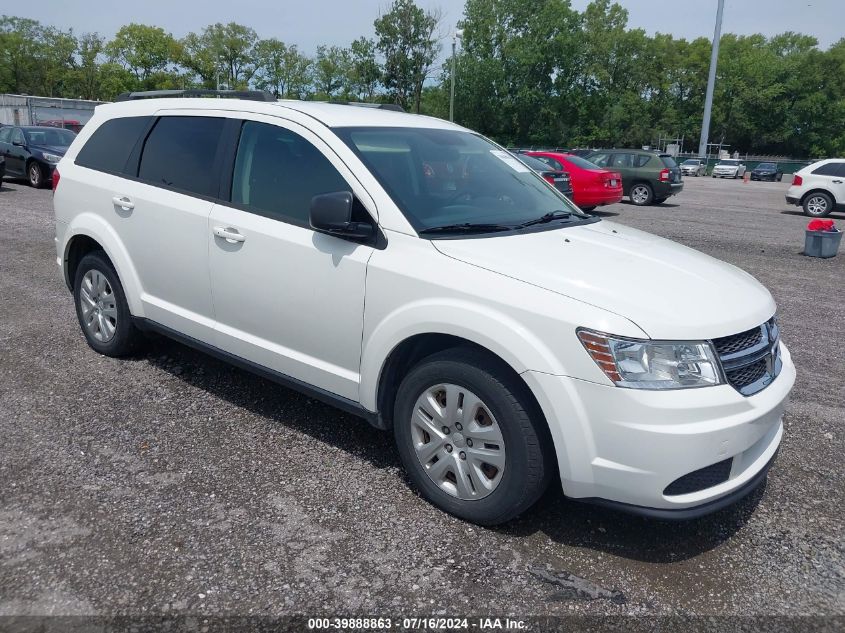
75, 116, 152, 175
633, 154, 652, 168
811, 162, 845, 177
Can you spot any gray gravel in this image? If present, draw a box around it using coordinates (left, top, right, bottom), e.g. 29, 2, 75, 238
0, 175, 842, 620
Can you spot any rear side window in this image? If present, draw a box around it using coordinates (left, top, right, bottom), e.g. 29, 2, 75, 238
588, 153, 608, 167
811, 162, 845, 177
76, 116, 151, 174
534, 155, 563, 171
230, 121, 349, 225
633, 154, 652, 168
139, 116, 226, 197
610, 153, 632, 168
0, 128, 10, 143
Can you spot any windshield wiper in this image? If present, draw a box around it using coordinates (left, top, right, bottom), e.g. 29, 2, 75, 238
516, 210, 575, 229
418, 222, 514, 235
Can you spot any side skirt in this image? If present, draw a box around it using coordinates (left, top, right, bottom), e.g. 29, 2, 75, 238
132, 317, 380, 427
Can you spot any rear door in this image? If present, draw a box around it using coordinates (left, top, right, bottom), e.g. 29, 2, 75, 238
110, 112, 226, 342
608, 152, 635, 194
208, 115, 376, 401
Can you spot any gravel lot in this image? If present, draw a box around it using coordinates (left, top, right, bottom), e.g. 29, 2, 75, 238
0, 175, 842, 625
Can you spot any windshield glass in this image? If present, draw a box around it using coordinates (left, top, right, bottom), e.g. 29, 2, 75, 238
718, 160, 739, 166
335, 127, 585, 231
682, 159, 700, 165
757, 163, 776, 169
24, 127, 76, 147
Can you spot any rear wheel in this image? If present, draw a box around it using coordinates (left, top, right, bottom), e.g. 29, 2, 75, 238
393, 347, 551, 525
803, 192, 833, 217
73, 251, 144, 356
579, 205, 596, 212
630, 183, 653, 206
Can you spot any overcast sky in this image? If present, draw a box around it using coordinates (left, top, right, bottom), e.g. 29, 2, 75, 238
9, 0, 841, 56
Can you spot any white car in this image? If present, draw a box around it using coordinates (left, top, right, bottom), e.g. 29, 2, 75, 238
712, 159, 747, 179
786, 158, 845, 217
680, 158, 706, 177
53, 92, 795, 525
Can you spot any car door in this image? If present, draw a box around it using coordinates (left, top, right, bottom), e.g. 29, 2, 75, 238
608, 153, 634, 194
111, 112, 226, 342
208, 116, 376, 401
7, 127, 27, 176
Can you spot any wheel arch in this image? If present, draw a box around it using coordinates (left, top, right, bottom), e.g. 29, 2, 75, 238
62, 214, 144, 315
800, 188, 834, 206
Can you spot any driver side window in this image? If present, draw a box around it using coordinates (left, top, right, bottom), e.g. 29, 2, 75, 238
11, 128, 25, 145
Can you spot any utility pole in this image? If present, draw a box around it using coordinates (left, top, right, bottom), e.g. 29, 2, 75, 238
698, 0, 725, 158
449, 30, 463, 122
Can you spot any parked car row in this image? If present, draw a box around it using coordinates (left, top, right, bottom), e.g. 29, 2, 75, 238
0, 125, 76, 187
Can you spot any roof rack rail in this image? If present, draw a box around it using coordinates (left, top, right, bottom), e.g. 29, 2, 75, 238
329, 101, 405, 113
115, 89, 276, 102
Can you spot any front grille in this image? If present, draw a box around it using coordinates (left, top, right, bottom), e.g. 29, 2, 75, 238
713, 317, 780, 396
713, 326, 763, 356
725, 358, 768, 388
664, 458, 733, 496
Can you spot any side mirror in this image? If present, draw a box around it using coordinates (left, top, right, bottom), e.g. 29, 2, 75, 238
310, 191, 374, 241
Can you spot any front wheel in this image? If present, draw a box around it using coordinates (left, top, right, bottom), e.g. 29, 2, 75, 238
803, 192, 833, 217
28, 162, 44, 188
393, 347, 551, 525
630, 183, 653, 206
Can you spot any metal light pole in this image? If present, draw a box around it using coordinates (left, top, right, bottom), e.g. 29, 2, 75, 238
449, 30, 463, 122
698, 0, 725, 158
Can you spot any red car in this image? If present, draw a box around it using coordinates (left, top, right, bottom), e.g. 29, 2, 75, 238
526, 151, 623, 211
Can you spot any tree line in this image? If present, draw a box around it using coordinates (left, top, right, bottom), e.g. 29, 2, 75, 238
1, 0, 843, 158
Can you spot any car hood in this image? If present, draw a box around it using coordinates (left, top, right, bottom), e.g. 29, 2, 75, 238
30, 144, 68, 155
431, 221, 775, 340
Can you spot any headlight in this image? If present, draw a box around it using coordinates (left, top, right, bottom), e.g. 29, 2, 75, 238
578, 329, 723, 390
42, 153, 62, 163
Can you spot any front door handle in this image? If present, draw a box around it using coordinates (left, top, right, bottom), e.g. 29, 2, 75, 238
833, 180, 843, 184
112, 195, 134, 210
213, 226, 246, 243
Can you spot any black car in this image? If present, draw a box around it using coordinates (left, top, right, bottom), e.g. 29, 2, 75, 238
515, 153, 574, 199
0, 154, 5, 184
750, 162, 783, 182
0, 125, 76, 188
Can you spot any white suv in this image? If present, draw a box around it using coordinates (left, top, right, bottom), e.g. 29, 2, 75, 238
786, 158, 845, 217
53, 93, 795, 525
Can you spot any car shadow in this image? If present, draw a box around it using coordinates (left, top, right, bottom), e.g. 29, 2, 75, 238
620, 200, 680, 209
495, 479, 764, 563
587, 209, 620, 218
780, 209, 844, 219
133, 334, 763, 563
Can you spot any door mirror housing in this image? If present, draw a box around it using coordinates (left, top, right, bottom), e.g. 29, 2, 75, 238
310, 191, 374, 241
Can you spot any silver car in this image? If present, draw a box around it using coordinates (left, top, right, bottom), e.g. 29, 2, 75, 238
680, 159, 706, 177
712, 159, 747, 179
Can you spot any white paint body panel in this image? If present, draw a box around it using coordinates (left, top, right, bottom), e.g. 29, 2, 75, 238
787, 158, 845, 205
53, 97, 796, 513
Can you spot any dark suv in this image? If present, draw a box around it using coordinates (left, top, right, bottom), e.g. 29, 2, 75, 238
0, 125, 76, 188
584, 149, 683, 206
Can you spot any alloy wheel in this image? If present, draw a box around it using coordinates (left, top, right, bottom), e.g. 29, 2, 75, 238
631, 185, 650, 205
806, 196, 829, 216
79, 269, 117, 342
410, 383, 506, 500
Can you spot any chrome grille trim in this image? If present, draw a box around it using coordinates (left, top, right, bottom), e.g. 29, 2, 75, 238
712, 317, 781, 396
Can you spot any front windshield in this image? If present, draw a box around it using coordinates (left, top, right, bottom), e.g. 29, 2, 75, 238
682, 159, 699, 165
24, 127, 76, 147
757, 163, 776, 169
335, 127, 585, 231
718, 160, 739, 166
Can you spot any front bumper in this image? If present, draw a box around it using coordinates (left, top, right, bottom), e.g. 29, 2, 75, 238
713, 171, 738, 178
523, 342, 795, 517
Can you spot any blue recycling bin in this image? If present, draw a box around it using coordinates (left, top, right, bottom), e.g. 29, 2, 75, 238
804, 230, 842, 258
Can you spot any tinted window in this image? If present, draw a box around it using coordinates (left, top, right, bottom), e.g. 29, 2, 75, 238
589, 153, 609, 167
811, 162, 845, 177
0, 128, 10, 143
11, 128, 24, 145
139, 116, 225, 197
24, 128, 75, 147
533, 155, 563, 170
76, 116, 152, 174
563, 155, 602, 170
633, 154, 652, 168
659, 155, 678, 168
610, 153, 631, 168
231, 121, 348, 225
757, 163, 776, 169
518, 155, 554, 172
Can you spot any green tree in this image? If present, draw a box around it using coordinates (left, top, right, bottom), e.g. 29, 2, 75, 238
348, 37, 381, 101
105, 24, 180, 87
253, 39, 312, 98
374, 0, 441, 112
182, 22, 257, 89
313, 45, 350, 98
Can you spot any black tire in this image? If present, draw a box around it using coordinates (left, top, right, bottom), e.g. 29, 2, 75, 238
579, 205, 597, 212
73, 251, 143, 357
653, 197, 668, 204
393, 347, 552, 526
777, 174, 783, 182
629, 182, 653, 206
28, 161, 44, 188
802, 191, 833, 218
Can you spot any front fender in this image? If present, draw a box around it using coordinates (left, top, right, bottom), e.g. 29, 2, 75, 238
63, 212, 145, 316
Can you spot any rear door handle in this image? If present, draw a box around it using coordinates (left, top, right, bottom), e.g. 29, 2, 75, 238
112, 195, 134, 210
213, 226, 246, 243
